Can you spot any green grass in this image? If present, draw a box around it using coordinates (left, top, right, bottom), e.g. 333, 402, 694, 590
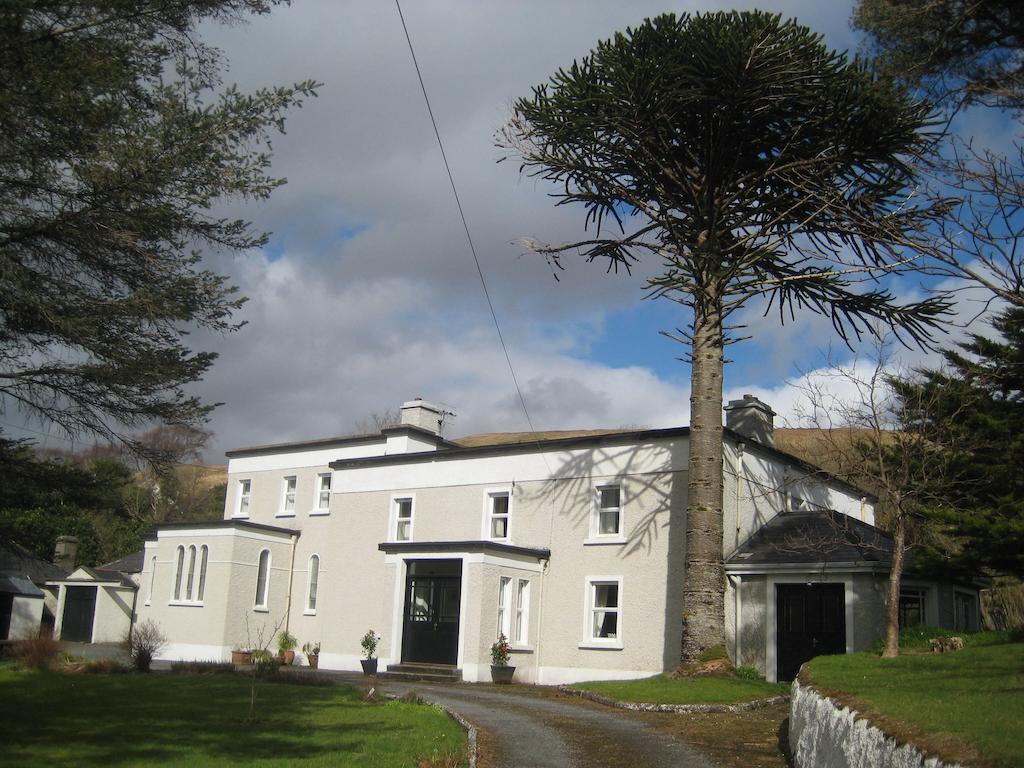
0, 668, 465, 767
572, 674, 789, 705
869, 624, 1017, 653
806, 638, 1024, 768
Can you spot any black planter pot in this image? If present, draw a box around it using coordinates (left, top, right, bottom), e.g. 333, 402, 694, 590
361, 658, 378, 675
490, 664, 515, 684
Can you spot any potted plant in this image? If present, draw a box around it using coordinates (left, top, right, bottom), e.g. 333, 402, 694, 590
360, 629, 380, 675
490, 634, 515, 684
231, 646, 253, 665
303, 641, 321, 669
277, 630, 298, 665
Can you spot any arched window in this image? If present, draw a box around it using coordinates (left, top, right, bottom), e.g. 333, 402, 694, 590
173, 546, 185, 601
185, 545, 197, 600
197, 545, 209, 602
306, 555, 320, 612
255, 549, 271, 608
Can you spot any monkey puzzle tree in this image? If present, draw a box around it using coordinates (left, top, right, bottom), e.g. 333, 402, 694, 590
501, 11, 951, 663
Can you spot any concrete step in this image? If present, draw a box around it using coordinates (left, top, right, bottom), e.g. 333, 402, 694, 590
381, 663, 462, 683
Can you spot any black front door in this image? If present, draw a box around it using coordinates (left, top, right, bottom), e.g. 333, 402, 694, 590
401, 559, 461, 665
62, 586, 97, 642
776, 582, 845, 681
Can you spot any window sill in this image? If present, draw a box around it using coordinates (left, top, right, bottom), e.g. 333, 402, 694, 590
510, 645, 534, 654
303, 610, 317, 616
578, 641, 623, 650
309, 510, 330, 517
168, 600, 204, 608
253, 606, 269, 613
232, 514, 250, 520
584, 536, 627, 546
275, 512, 296, 518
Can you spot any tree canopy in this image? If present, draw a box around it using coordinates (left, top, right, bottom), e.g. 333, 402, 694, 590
0, 1, 318, 453
502, 10, 951, 663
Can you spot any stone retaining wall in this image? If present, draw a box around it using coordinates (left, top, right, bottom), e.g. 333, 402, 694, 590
789, 679, 960, 768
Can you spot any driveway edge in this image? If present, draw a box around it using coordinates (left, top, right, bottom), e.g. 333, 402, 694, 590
559, 685, 789, 713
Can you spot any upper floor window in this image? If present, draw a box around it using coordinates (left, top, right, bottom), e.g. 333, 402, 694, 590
487, 491, 510, 540
588, 484, 623, 541
393, 496, 414, 541
315, 473, 331, 513
279, 476, 297, 515
306, 554, 320, 613
236, 479, 252, 518
255, 549, 271, 609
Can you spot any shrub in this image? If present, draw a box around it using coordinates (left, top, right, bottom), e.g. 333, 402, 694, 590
8, 634, 63, 670
734, 665, 762, 681
277, 630, 297, 653
67, 659, 129, 675
124, 619, 167, 672
490, 634, 510, 666
360, 629, 380, 659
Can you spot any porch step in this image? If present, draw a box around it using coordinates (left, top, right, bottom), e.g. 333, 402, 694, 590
381, 663, 462, 683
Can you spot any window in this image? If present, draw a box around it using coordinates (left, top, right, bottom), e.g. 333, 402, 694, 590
487, 491, 510, 540
899, 588, 927, 628
306, 555, 320, 613
394, 497, 413, 541
236, 479, 252, 518
315, 473, 331, 512
589, 484, 623, 540
255, 549, 271, 609
173, 546, 185, 600
514, 579, 530, 645
497, 576, 512, 637
279, 476, 297, 515
185, 545, 197, 600
585, 578, 622, 645
146, 555, 156, 605
197, 545, 208, 602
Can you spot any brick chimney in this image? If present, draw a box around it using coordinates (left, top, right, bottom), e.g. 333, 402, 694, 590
723, 394, 776, 446
399, 398, 445, 436
53, 535, 79, 573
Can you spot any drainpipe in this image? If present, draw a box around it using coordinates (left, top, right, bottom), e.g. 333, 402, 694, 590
734, 443, 745, 551
534, 557, 549, 684
284, 533, 298, 635
728, 574, 742, 665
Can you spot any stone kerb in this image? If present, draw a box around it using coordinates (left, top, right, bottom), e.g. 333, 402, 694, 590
559, 685, 789, 713
789, 679, 960, 768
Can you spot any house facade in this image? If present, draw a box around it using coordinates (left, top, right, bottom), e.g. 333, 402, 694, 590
131, 397, 979, 683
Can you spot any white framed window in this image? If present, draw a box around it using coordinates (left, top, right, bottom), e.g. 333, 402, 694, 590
279, 476, 297, 516
197, 545, 208, 602
514, 579, 530, 645
146, 555, 156, 605
255, 549, 271, 610
173, 545, 185, 601
185, 544, 197, 600
392, 496, 414, 541
586, 484, 624, 544
236, 479, 252, 518
314, 473, 331, 514
306, 554, 320, 613
497, 576, 512, 637
485, 490, 511, 540
582, 576, 623, 648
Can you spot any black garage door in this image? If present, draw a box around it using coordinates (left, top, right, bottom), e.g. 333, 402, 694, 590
776, 582, 845, 681
62, 586, 97, 642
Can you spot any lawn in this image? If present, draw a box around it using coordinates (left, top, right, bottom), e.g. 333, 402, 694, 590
805, 638, 1024, 768
0, 667, 465, 767
572, 674, 789, 705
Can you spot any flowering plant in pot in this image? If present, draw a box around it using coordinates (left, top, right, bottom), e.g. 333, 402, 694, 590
360, 630, 380, 675
277, 630, 298, 665
490, 634, 514, 684
302, 641, 321, 669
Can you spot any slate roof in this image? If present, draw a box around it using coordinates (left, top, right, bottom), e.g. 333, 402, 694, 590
0, 573, 44, 597
100, 549, 145, 574
726, 509, 894, 567
0, 539, 67, 583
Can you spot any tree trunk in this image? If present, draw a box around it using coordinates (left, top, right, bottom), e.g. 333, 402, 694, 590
881, 512, 907, 658
680, 298, 726, 664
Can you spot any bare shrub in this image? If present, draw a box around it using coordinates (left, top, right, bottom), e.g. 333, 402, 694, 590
65, 658, 130, 674
124, 619, 166, 672
8, 634, 63, 670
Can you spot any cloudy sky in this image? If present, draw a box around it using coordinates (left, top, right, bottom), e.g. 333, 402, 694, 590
122, 1, 1004, 458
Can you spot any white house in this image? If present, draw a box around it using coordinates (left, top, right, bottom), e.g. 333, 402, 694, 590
131, 396, 979, 683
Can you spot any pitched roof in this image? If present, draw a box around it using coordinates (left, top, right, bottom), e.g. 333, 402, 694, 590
100, 549, 145, 574
726, 509, 894, 567
0, 539, 67, 583
452, 429, 627, 449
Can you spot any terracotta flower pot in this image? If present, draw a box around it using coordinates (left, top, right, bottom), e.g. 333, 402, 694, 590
360, 658, 378, 675
490, 664, 515, 684
279, 650, 295, 666
308, 654, 319, 669
231, 650, 252, 665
